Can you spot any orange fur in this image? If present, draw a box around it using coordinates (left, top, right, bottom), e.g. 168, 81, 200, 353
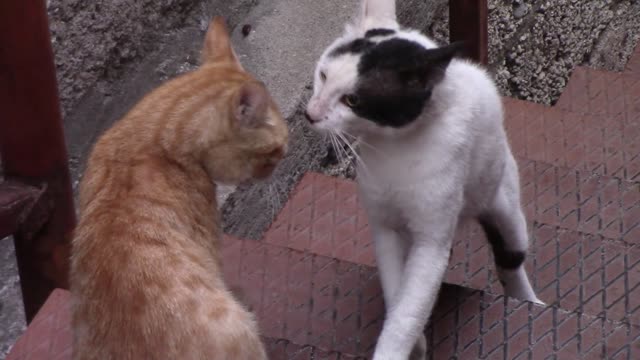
70, 17, 288, 360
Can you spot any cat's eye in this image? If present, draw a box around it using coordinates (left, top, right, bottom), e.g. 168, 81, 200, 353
320, 71, 327, 81
341, 94, 360, 108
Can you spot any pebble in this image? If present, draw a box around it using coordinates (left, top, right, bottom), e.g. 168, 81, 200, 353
513, 3, 529, 19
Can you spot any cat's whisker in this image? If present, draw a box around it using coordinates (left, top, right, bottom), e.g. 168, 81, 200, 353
327, 134, 337, 162
335, 134, 348, 165
337, 131, 371, 177
322, 132, 336, 164
335, 132, 353, 156
329, 133, 346, 165
334, 132, 354, 170
333, 132, 360, 177
339, 130, 357, 140
338, 138, 352, 168
332, 132, 357, 168
341, 130, 389, 159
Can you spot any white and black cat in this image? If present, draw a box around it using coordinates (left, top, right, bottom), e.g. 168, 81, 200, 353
305, 1, 543, 359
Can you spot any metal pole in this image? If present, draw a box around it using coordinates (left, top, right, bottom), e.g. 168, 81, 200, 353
449, 0, 489, 65
0, 0, 76, 322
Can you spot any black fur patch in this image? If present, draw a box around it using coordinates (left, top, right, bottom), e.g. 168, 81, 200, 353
478, 217, 526, 270
364, 28, 396, 38
348, 39, 462, 128
329, 39, 375, 57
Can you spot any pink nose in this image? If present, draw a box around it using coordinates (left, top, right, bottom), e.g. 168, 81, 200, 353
305, 110, 320, 124
305, 101, 323, 124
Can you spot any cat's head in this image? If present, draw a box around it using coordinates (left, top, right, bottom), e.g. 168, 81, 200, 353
195, 17, 289, 184
305, 0, 463, 137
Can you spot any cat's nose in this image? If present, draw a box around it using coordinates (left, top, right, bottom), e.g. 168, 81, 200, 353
306, 100, 324, 124
305, 110, 320, 124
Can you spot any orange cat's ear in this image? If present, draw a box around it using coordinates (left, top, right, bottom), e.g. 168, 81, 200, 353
234, 82, 269, 128
202, 16, 243, 69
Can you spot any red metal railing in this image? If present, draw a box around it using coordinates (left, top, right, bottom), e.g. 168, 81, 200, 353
450, 0, 489, 65
0, 0, 76, 323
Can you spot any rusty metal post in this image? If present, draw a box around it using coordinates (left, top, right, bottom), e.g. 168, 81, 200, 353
449, 0, 489, 65
0, 0, 76, 322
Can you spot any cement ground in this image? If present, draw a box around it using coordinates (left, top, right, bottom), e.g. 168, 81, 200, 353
2, 0, 639, 357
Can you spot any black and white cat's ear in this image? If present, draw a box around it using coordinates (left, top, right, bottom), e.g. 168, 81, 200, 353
234, 82, 270, 128
401, 41, 466, 89
427, 41, 466, 76
425, 41, 467, 70
355, 0, 397, 30
201, 17, 244, 70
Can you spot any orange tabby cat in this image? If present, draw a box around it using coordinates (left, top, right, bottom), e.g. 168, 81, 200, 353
70, 17, 288, 360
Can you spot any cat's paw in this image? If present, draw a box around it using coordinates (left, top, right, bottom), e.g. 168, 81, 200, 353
531, 297, 546, 306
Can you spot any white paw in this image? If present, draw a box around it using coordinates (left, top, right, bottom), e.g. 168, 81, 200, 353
531, 297, 546, 306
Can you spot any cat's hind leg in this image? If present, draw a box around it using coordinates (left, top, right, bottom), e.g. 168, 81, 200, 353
479, 170, 543, 304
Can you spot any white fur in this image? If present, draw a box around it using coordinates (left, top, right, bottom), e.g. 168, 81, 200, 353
306, 1, 543, 360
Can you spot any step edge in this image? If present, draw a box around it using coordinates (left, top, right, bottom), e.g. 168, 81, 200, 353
227, 232, 639, 328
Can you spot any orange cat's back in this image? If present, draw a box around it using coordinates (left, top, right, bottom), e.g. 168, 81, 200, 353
71, 158, 267, 360
70, 17, 288, 360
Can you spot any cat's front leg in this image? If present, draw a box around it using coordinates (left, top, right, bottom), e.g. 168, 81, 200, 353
370, 222, 408, 309
372, 230, 453, 360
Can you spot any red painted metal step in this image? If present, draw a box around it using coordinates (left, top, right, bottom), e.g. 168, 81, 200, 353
5, 289, 71, 360
504, 98, 640, 182
264, 162, 640, 257
625, 45, 640, 76
262, 170, 640, 326
7, 241, 640, 360
262, 174, 373, 267
231, 234, 640, 359
448, 222, 640, 326
264, 339, 364, 360
4, 288, 366, 360
516, 159, 639, 244
556, 67, 640, 124
220, 237, 384, 356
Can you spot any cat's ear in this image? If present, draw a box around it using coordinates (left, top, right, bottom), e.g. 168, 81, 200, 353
355, 0, 397, 29
424, 41, 466, 82
234, 82, 269, 128
201, 17, 243, 69
401, 41, 466, 89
